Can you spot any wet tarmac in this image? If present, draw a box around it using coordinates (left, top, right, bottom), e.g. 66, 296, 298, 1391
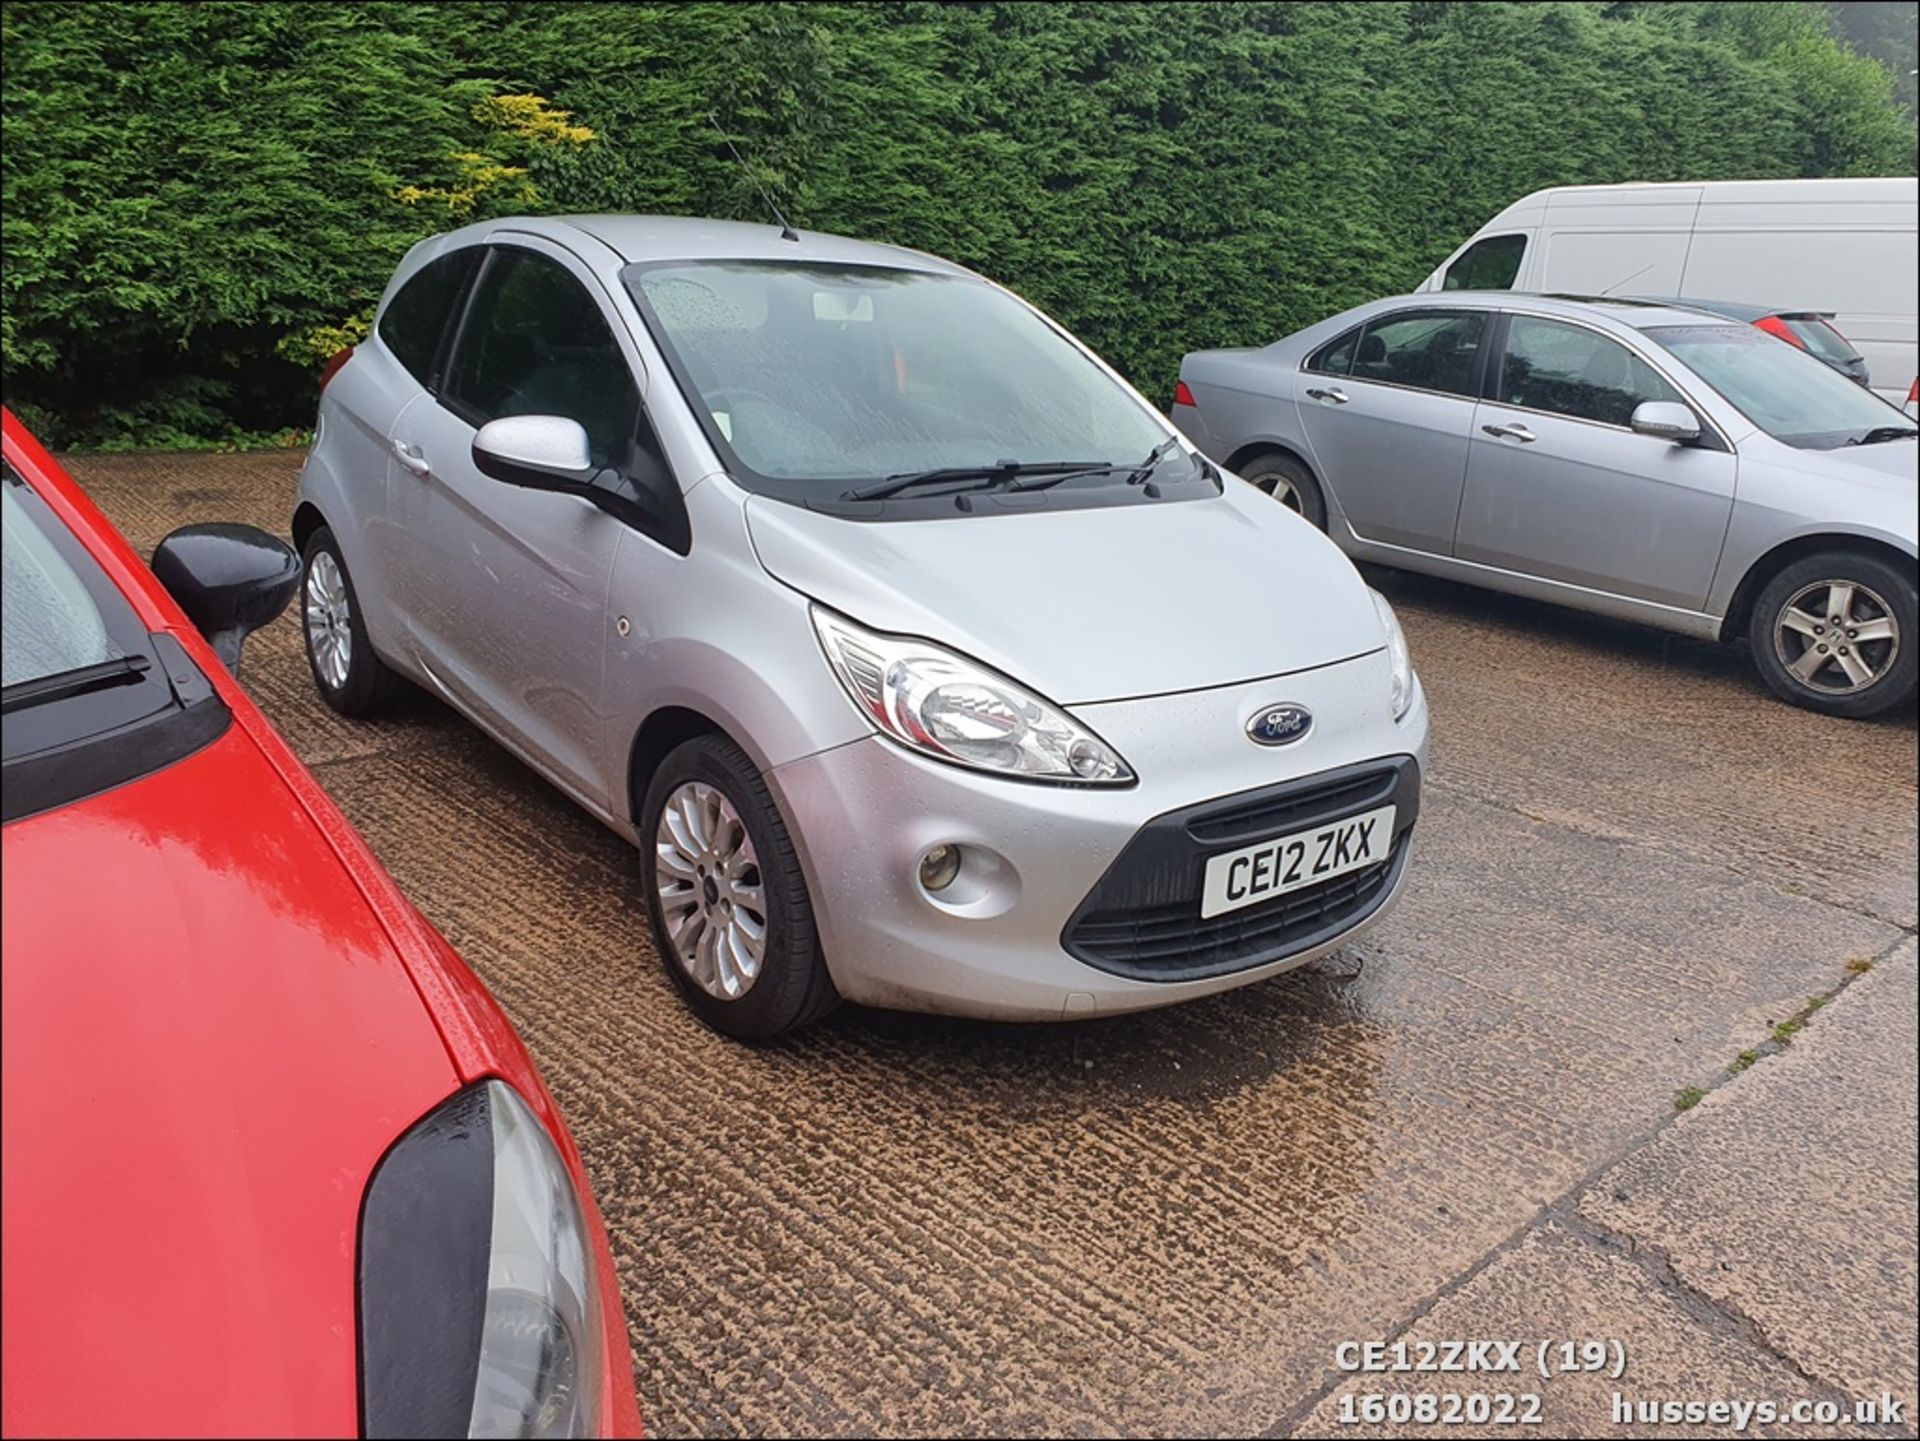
73, 449, 1918, 1437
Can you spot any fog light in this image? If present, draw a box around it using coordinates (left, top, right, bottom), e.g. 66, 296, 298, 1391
919, 844, 962, 892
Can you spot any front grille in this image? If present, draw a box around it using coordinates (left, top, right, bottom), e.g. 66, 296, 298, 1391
1062, 757, 1420, 982
1184, 766, 1399, 847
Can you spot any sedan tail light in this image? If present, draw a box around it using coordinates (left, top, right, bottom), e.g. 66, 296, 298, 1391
1173, 379, 1197, 408
319, 346, 354, 394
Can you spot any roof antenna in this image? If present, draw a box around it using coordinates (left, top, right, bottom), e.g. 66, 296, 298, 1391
1599, 260, 1656, 297
707, 111, 799, 242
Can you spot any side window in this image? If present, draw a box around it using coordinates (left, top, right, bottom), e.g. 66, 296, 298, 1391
443, 249, 642, 462
1498, 316, 1680, 427
1443, 234, 1527, 292
1306, 326, 1360, 376
1350, 311, 1488, 398
377, 250, 479, 387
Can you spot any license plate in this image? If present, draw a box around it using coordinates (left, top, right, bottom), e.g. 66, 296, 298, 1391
1199, 804, 1396, 919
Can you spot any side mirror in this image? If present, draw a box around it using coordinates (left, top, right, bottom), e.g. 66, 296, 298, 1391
1630, 400, 1701, 444
472, 415, 597, 489
150, 524, 302, 674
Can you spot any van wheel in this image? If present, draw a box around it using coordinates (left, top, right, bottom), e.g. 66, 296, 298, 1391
1240, 452, 1328, 530
640, 736, 838, 1039
301, 527, 403, 716
1749, 551, 1917, 719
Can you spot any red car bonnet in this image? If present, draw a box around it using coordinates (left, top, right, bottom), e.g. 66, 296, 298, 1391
0, 411, 637, 1436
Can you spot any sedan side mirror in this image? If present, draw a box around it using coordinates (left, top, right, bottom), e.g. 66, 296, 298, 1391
1630, 401, 1702, 444
472, 415, 598, 490
151, 524, 302, 674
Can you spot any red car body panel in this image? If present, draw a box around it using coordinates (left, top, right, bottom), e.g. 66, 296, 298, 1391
0, 411, 641, 1438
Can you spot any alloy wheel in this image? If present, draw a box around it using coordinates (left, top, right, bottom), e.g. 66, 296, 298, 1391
1772, 579, 1901, 696
1262, 473, 1304, 514
305, 551, 353, 691
653, 781, 768, 1000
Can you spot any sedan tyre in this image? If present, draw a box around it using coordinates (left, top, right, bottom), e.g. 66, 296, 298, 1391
1240, 451, 1329, 530
1749, 551, 1917, 719
640, 735, 838, 1038
301, 526, 404, 717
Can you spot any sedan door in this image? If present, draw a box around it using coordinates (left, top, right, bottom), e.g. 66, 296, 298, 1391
1294, 309, 1490, 553
1456, 314, 1736, 611
383, 240, 641, 811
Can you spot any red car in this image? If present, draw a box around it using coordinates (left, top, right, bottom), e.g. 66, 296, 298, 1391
0, 409, 642, 1438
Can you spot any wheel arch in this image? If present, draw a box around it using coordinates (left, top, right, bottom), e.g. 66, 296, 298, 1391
1720, 533, 1918, 642
291, 501, 327, 554
1224, 438, 1318, 480
625, 705, 729, 822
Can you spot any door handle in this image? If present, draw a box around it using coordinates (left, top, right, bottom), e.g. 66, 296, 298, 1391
1305, 386, 1350, 405
392, 439, 431, 475
1481, 422, 1536, 443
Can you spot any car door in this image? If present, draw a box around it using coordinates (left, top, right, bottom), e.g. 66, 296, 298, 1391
383, 239, 643, 812
326, 246, 481, 640
1455, 313, 1736, 610
1294, 308, 1490, 553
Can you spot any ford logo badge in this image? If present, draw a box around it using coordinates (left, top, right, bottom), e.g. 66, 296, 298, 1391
1247, 703, 1312, 746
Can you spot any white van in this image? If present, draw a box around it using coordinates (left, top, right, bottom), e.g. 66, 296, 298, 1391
1417, 177, 1918, 407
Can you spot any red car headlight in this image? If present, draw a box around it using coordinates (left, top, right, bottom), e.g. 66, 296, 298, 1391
358, 1080, 603, 1438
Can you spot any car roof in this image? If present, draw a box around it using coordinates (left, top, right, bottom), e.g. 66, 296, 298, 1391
535, 213, 972, 276
1390, 290, 1745, 332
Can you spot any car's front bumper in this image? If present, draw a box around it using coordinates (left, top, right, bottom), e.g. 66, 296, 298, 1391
768, 651, 1430, 1020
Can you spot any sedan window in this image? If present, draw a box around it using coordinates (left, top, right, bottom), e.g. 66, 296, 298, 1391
1306, 326, 1360, 375
1647, 323, 1915, 450
1497, 316, 1680, 427
443, 249, 641, 463
1350, 311, 1488, 398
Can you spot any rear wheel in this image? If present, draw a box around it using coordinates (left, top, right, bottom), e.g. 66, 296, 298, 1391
301, 526, 403, 716
640, 735, 838, 1039
1239, 451, 1328, 530
1748, 551, 1916, 719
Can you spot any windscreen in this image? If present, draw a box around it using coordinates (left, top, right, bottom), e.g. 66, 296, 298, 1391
1647, 324, 1913, 450
625, 261, 1166, 492
2, 478, 127, 688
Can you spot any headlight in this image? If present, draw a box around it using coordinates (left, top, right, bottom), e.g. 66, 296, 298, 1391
812, 607, 1134, 784
360, 1081, 602, 1439
1370, 589, 1415, 721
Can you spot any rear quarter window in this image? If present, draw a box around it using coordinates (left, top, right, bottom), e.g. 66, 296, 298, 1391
377, 250, 481, 387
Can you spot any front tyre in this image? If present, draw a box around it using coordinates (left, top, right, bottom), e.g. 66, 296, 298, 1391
640, 735, 838, 1038
1749, 551, 1917, 719
1239, 451, 1328, 531
301, 526, 403, 716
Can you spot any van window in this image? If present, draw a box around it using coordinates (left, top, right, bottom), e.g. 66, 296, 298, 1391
377, 250, 480, 387
1350, 311, 1488, 398
1443, 234, 1526, 291
1497, 316, 1680, 427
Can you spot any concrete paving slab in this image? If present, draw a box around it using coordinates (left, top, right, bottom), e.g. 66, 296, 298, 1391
1579, 940, 1919, 1410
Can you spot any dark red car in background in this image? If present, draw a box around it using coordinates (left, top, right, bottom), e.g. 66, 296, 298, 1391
0, 409, 642, 1438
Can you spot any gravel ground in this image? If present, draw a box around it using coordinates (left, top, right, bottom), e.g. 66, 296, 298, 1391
72, 449, 1918, 1437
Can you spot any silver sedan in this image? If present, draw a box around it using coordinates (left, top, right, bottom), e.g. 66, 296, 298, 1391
1176, 294, 1918, 718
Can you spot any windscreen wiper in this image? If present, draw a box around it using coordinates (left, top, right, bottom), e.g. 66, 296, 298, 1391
1, 655, 152, 714
842, 459, 1109, 502
1845, 426, 1919, 446
1127, 435, 1187, 486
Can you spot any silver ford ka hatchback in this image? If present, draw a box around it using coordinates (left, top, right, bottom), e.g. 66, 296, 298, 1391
296, 216, 1427, 1037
